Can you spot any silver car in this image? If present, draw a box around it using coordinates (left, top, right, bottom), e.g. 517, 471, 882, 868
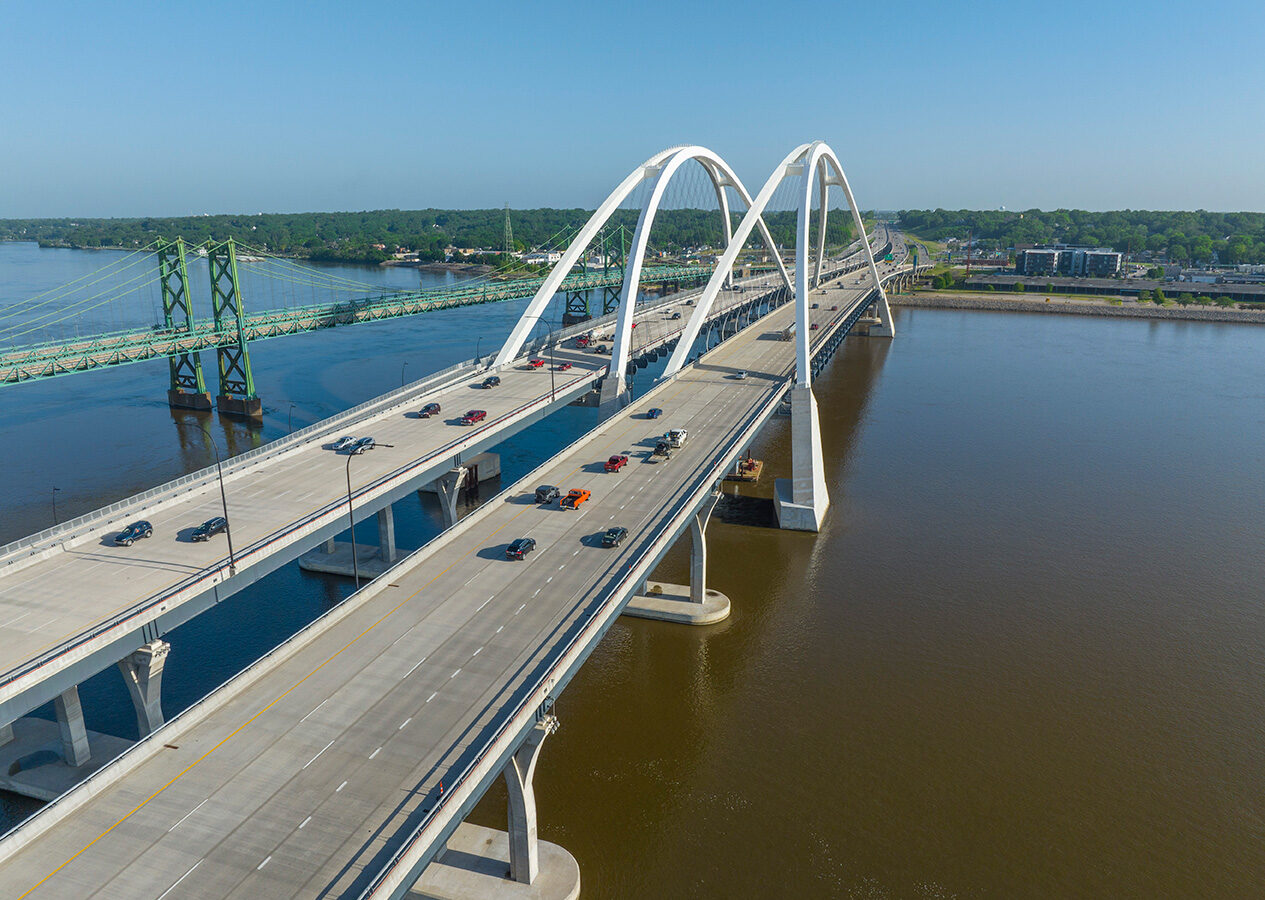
331, 435, 358, 451
351, 436, 376, 454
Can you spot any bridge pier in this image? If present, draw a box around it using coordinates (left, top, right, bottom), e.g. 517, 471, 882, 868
774, 384, 829, 532
504, 714, 558, 884
117, 639, 170, 738
54, 685, 91, 768
435, 467, 469, 529
298, 503, 401, 579
624, 490, 730, 624
412, 716, 577, 899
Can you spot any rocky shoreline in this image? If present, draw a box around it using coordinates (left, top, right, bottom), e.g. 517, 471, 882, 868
893, 291, 1265, 325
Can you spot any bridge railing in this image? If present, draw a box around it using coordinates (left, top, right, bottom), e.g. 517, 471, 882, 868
357, 250, 905, 898
0, 268, 747, 573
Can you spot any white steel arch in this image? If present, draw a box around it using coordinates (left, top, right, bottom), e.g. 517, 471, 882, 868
491, 146, 793, 386
663, 140, 892, 385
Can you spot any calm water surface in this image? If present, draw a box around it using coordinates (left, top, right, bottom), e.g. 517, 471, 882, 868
4, 244, 1265, 897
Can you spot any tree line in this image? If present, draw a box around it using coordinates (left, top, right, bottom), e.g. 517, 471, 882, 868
899, 208, 1265, 266
0, 208, 853, 265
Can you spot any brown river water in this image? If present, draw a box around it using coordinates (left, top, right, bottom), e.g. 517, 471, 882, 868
2, 241, 1262, 898
471, 306, 1265, 899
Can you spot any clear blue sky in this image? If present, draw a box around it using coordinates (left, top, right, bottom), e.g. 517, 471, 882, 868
2, 0, 1263, 217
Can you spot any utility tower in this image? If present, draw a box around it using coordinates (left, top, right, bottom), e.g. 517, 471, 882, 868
503, 203, 513, 254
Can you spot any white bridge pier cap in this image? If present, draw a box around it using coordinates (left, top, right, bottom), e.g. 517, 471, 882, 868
663, 140, 892, 384
491, 146, 792, 388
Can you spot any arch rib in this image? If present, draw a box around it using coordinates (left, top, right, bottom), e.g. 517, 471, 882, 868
662, 141, 890, 385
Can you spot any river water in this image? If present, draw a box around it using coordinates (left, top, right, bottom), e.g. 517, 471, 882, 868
3, 244, 1265, 897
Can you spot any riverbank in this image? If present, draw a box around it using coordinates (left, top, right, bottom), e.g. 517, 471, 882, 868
894, 290, 1265, 325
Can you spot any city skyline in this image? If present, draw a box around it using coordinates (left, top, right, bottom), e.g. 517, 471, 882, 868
2, 0, 1263, 217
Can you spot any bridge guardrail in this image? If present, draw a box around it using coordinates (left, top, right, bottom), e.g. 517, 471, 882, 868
0, 265, 780, 572
358, 247, 903, 897
0, 246, 903, 874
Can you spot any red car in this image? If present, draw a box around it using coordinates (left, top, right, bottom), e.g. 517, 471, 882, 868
575, 336, 591, 348
810, 323, 820, 330
555, 362, 573, 372
604, 454, 628, 472
527, 358, 545, 368
459, 409, 487, 425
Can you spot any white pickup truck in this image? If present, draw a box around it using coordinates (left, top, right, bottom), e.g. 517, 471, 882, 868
665, 428, 688, 449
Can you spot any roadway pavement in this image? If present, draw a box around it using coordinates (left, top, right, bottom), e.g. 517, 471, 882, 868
0, 251, 903, 898
0, 269, 795, 725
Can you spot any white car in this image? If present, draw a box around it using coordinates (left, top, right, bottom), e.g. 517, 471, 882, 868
732, 370, 748, 380
331, 435, 358, 451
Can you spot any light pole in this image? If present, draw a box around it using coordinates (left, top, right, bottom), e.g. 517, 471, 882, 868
51, 486, 61, 525
287, 402, 297, 435
345, 454, 361, 590
534, 318, 555, 401
400, 361, 409, 388
473, 338, 483, 368
175, 420, 237, 575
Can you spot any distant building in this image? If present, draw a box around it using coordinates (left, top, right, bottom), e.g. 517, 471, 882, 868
1015, 247, 1121, 277
1016, 248, 1059, 276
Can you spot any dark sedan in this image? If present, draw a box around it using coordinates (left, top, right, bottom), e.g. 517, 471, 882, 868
419, 402, 441, 418
191, 516, 228, 542
115, 521, 153, 546
506, 537, 537, 560
601, 526, 628, 548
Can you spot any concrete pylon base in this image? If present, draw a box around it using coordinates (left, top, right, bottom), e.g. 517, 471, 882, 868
167, 389, 213, 411
773, 478, 826, 532
297, 541, 394, 579
0, 718, 132, 801
409, 823, 580, 900
623, 582, 731, 625
216, 394, 263, 419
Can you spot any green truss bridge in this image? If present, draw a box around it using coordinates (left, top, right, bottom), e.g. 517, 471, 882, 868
0, 238, 715, 417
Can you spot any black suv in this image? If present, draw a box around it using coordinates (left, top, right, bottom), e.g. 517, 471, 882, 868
506, 537, 536, 560
601, 526, 628, 548
191, 516, 228, 542
115, 521, 153, 546
534, 485, 560, 504
482, 376, 501, 389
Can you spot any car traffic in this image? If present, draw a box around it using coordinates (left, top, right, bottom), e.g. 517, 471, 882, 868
604, 455, 628, 472
191, 517, 227, 542
114, 521, 153, 546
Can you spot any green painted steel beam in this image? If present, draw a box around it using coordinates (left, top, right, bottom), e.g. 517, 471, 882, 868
0, 262, 726, 386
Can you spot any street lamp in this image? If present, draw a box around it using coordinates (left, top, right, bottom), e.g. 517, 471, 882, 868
345, 454, 361, 590
473, 338, 483, 368
400, 361, 409, 388
175, 420, 237, 575
287, 402, 297, 435
534, 318, 555, 401
51, 486, 62, 525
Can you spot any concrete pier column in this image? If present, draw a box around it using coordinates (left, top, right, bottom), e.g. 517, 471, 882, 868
503, 715, 559, 885
322, 537, 336, 554
117, 640, 170, 738
436, 467, 469, 529
0, 722, 12, 746
376, 506, 398, 564
869, 287, 895, 338
688, 492, 720, 604
623, 489, 730, 625
774, 384, 830, 532
54, 686, 91, 767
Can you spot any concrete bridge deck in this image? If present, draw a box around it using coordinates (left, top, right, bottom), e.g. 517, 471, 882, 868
0, 256, 905, 898
0, 265, 815, 730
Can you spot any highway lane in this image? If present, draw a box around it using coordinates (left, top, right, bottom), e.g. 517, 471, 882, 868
0, 271, 796, 722
0, 262, 888, 898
